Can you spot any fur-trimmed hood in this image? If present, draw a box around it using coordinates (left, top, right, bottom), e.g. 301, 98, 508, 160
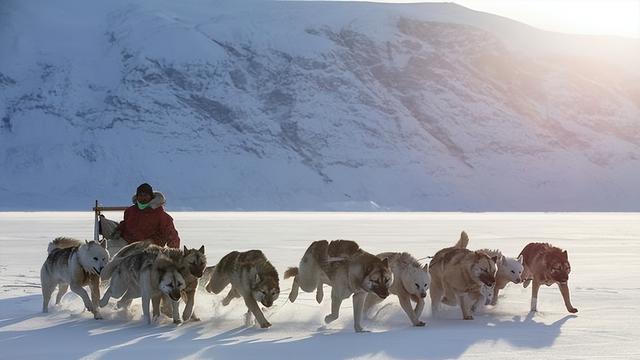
131, 191, 166, 209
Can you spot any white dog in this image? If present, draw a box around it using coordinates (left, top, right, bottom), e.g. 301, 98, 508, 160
364, 252, 430, 326
479, 249, 523, 305
41, 237, 109, 319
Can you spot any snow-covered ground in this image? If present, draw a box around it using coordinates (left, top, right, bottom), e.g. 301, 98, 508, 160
1, 212, 638, 359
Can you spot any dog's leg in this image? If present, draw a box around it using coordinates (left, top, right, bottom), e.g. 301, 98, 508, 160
89, 277, 103, 319
324, 288, 343, 324
315, 282, 324, 304
141, 294, 151, 324
459, 294, 473, 320
288, 276, 300, 303
558, 282, 578, 313
222, 287, 240, 306
41, 277, 55, 313
160, 296, 173, 317
429, 280, 443, 318
414, 297, 426, 324
363, 292, 383, 319
55, 283, 69, 304
244, 309, 254, 327
99, 286, 112, 308
141, 274, 152, 324
182, 290, 196, 321
352, 291, 368, 332
491, 285, 500, 306
70, 283, 94, 313
151, 295, 162, 323
398, 293, 424, 326
171, 299, 182, 324
530, 278, 541, 312
243, 295, 271, 328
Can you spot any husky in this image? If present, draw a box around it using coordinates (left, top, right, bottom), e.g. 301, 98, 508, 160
105, 241, 206, 321
285, 240, 392, 332
478, 248, 523, 305
519, 243, 578, 313
470, 283, 495, 312
41, 237, 109, 319
100, 250, 186, 324
429, 232, 498, 320
363, 252, 430, 326
204, 250, 280, 329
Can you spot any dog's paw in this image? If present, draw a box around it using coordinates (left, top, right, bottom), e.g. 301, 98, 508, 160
568, 307, 578, 313
463, 315, 474, 320
93, 312, 103, 320
173, 318, 182, 325
152, 315, 161, 324
288, 290, 298, 303
259, 321, 272, 329
324, 314, 338, 324
414, 320, 426, 327
354, 326, 369, 333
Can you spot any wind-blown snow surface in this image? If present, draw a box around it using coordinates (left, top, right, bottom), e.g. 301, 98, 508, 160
1, 0, 639, 211
0, 212, 638, 359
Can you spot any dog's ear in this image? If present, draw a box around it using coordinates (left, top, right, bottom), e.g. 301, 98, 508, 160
99, 239, 107, 249
517, 254, 524, 264
183, 245, 188, 253
501, 256, 508, 265
381, 258, 389, 268
198, 245, 205, 254
562, 250, 568, 259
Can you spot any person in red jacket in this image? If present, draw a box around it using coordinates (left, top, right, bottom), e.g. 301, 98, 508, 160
118, 183, 181, 248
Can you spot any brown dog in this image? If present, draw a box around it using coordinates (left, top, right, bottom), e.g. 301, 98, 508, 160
520, 243, 578, 314
429, 232, 498, 320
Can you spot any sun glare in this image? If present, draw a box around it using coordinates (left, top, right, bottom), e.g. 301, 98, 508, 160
383, 0, 640, 38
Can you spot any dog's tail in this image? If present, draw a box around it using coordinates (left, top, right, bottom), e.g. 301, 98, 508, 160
100, 256, 127, 280
47, 237, 82, 254
454, 231, 469, 249
284, 267, 299, 279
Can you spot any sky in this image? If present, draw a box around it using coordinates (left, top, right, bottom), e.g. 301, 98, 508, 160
353, 0, 640, 38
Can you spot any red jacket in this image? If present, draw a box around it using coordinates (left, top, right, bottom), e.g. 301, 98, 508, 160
118, 193, 180, 248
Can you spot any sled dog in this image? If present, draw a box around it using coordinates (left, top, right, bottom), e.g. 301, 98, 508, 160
429, 232, 498, 320
105, 241, 206, 321
41, 237, 109, 319
477, 248, 523, 305
519, 242, 577, 313
205, 250, 280, 328
285, 240, 392, 332
364, 252, 430, 326
100, 250, 186, 324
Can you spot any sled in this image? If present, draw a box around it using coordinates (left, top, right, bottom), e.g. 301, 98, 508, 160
92, 200, 129, 253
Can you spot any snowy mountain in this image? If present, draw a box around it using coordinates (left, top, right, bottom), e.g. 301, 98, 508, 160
1, 0, 639, 211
